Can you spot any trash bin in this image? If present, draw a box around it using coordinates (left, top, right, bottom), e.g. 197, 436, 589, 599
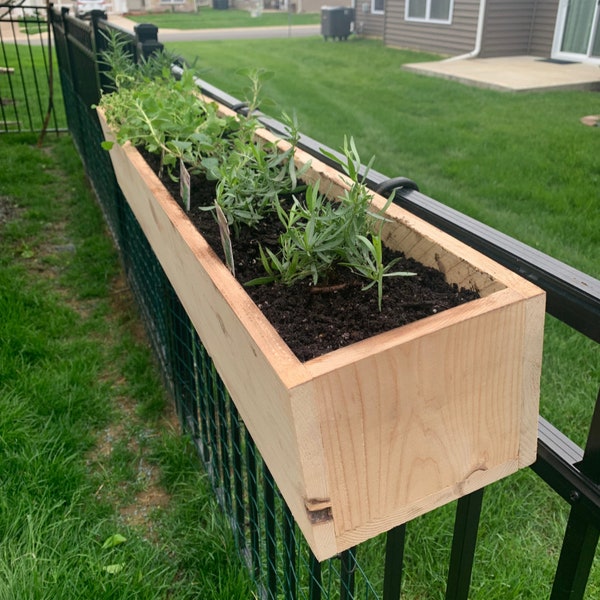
321, 6, 354, 40
212, 0, 229, 9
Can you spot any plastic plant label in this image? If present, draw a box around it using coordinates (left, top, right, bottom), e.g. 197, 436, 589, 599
215, 201, 235, 277
179, 159, 191, 212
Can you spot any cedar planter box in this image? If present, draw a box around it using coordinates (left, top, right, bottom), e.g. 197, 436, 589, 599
98, 108, 545, 561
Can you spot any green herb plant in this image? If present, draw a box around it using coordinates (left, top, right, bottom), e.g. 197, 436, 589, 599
200, 70, 308, 232
343, 234, 417, 310
250, 137, 416, 309
98, 40, 413, 309
208, 112, 308, 233
99, 68, 238, 179
99, 29, 174, 91
251, 181, 343, 286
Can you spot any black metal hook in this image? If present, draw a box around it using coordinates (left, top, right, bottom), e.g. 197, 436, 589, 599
376, 176, 420, 197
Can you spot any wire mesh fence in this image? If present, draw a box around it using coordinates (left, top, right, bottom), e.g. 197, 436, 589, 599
49, 8, 599, 599
60, 74, 393, 600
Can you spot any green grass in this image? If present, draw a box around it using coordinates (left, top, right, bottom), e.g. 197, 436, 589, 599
161, 36, 600, 597
127, 7, 320, 30
168, 37, 599, 279
0, 134, 253, 598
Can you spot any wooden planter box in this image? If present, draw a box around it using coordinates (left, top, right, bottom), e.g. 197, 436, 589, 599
98, 109, 545, 561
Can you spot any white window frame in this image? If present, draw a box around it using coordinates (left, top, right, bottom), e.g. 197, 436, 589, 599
405, 0, 454, 25
371, 0, 384, 15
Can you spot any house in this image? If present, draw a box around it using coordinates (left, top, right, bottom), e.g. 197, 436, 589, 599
123, 0, 196, 13
234, 0, 351, 13
121, 0, 350, 15
356, 0, 600, 64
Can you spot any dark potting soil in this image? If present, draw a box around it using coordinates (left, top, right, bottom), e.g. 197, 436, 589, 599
142, 151, 480, 362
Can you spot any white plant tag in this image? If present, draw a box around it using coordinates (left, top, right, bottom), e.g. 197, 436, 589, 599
215, 201, 235, 277
179, 159, 191, 212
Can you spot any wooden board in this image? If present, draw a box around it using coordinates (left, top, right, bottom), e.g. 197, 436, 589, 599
99, 109, 545, 560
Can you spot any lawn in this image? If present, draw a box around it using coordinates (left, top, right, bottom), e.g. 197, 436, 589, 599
0, 134, 253, 598
168, 37, 599, 280
127, 7, 320, 30
164, 36, 599, 597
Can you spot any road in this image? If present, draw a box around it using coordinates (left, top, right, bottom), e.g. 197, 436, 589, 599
159, 24, 320, 42
108, 15, 321, 42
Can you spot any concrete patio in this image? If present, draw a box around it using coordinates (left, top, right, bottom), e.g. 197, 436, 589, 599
403, 55, 600, 92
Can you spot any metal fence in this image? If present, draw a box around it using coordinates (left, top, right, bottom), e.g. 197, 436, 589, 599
49, 8, 599, 599
0, 1, 64, 137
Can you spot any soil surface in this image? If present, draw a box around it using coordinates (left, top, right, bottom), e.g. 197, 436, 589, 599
143, 152, 479, 362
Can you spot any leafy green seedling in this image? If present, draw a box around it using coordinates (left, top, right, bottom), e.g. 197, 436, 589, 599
343, 234, 416, 310
249, 138, 412, 309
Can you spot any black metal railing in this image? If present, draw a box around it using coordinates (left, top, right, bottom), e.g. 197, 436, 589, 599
49, 9, 599, 599
0, 2, 64, 137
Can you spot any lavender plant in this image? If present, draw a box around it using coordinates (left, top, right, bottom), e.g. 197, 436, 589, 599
249, 138, 416, 308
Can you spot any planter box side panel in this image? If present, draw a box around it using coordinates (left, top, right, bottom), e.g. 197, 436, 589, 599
309, 290, 538, 549
518, 291, 546, 467
100, 125, 338, 557
380, 214, 505, 297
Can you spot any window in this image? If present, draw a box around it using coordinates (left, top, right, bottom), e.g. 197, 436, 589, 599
372, 0, 384, 14
406, 0, 453, 23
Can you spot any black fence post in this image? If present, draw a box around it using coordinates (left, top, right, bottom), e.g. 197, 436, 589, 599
551, 507, 599, 599
445, 488, 485, 600
340, 547, 357, 600
91, 10, 110, 94
579, 389, 600, 483
551, 389, 600, 599
134, 24, 164, 61
383, 524, 407, 600
309, 552, 322, 600
58, 7, 74, 88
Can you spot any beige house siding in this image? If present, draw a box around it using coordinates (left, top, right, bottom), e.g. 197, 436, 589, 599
479, 0, 538, 57
529, 0, 559, 56
384, 0, 480, 56
381, 0, 560, 58
355, 2, 385, 37
479, 0, 559, 58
